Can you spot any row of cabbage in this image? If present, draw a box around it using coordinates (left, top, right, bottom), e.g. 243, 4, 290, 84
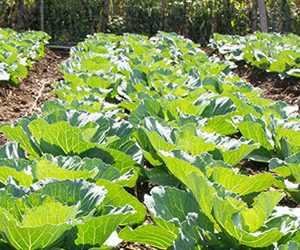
0, 32, 299, 249
0, 28, 50, 84
209, 32, 300, 79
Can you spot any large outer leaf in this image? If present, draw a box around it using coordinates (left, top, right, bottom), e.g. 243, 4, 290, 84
233, 114, 274, 150
212, 197, 283, 248
126, 186, 217, 249
198, 115, 238, 135
201, 97, 236, 118
35, 121, 96, 156
21, 202, 78, 226
95, 179, 146, 225
269, 153, 300, 183
129, 99, 164, 126
197, 130, 259, 166
269, 60, 287, 73
119, 223, 178, 249
142, 117, 177, 145
145, 186, 201, 223
81, 147, 139, 188
176, 132, 216, 155
0, 166, 32, 187
34, 160, 98, 182
41, 154, 121, 182
186, 172, 285, 248
31, 179, 107, 216
158, 150, 203, 185
210, 168, 275, 195
185, 172, 220, 230
70, 206, 134, 249
164, 98, 205, 119
0, 124, 40, 157
0, 142, 25, 159
215, 141, 259, 166
240, 191, 284, 233
120, 186, 203, 249
0, 203, 78, 250
132, 129, 164, 166
276, 127, 300, 153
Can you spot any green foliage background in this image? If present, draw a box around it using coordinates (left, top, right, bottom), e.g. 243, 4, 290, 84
0, 0, 299, 44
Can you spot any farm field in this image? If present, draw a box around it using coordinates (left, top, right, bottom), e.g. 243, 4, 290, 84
0, 30, 299, 250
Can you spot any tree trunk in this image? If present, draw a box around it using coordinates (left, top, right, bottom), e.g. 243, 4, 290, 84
16, 0, 25, 31
183, 0, 189, 37
101, 0, 110, 32
40, 0, 44, 31
159, 0, 166, 30
251, 0, 258, 32
257, 0, 268, 32
280, 0, 292, 33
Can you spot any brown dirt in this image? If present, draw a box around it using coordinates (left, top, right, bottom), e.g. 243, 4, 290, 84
0, 48, 66, 146
240, 159, 269, 175
232, 61, 300, 106
115, 242, 159, 250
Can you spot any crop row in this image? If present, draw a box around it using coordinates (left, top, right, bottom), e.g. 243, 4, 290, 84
210, 32, 300, 79
0, 32, 299, 249
0, 28, 50, 84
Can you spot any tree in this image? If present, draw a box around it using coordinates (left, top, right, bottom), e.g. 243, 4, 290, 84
101, 0, 110, 32
251, 0, 268, 32
258, 0, 268, 32
16, 0, 25, 31
159, 0, 167, 30
280, 0, 292, 32
40, 0, 44, 31
251, 0, 258, 32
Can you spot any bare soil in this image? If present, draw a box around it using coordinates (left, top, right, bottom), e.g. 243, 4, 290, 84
115, 242, 159, 250
233, 61, 300, 106
0, 48, 66, 145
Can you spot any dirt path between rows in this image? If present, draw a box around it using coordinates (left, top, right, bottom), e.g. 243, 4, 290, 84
0, 48, 66, 145
233, 61, 300, 106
